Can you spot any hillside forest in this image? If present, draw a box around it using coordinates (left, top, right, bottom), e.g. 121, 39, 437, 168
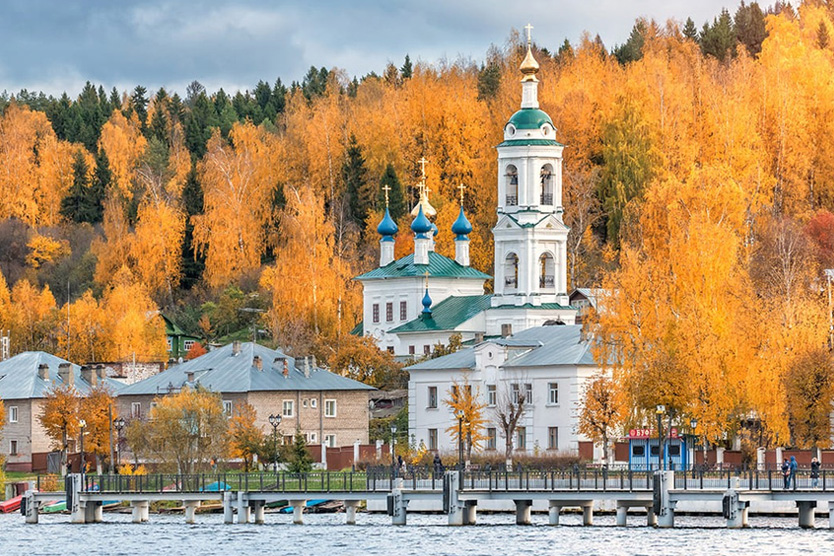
1, 2, 834, 444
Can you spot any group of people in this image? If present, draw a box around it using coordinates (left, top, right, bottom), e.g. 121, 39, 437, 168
781, 456, 821, 489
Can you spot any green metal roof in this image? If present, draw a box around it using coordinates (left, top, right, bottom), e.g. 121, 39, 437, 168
497, 138, 563, 148
350, 320, 364, 336
491, 302, 574, 310
389, 295, 493, 334
354, 252, 491, 281
507, 108, 553, 129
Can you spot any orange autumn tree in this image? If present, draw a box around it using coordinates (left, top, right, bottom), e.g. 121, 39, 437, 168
8, 279, 58, 354
39, 383, 81, 475
577, 373, 623, 463
229, 402, 263, 472
193, 122, 279, 287
444, 375, 487, 464
79, 385, 117, 473
57, 290, 107, 364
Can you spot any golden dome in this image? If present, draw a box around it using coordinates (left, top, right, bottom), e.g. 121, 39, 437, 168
520, 46, 539, 82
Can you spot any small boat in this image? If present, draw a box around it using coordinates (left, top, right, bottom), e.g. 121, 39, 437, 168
278, 500, 329, 513
42, 500, 66, 514
0, 495, 22, 513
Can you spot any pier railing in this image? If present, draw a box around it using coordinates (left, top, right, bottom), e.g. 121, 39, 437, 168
38, 468, 834, 495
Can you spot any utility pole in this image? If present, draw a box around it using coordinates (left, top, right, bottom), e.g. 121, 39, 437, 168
825, 269, 834, 351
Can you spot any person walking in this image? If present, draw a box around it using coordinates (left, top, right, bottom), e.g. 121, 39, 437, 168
811, 457, 821, 488
781, 458, 790, 490
789, 456, 798, 490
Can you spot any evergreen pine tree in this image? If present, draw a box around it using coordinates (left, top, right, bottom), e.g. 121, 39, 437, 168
683, 17, 699, 42
701, 9, 736, 62
614, 20, 647, 64
180, 164, 206, 290
734, 1, 767, 57
60, 150, 92, 223
88, 149, 110, 223
131, 85, 149, 131
342, 134, 372, 226
379, 163, 406, 221
400, 54, 413, 79
287, 430, 313, 473
477, 62, 501, 100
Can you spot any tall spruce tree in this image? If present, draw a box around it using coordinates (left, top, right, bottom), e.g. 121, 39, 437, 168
343, 134, 372, 226
683, 17, 699, 43
734, 1, 767, 57
60, 151, 92, 223
378, 164, 406, 221
180, 164, 206, 290
400, 54, 413, 79
701, 9, 736, 62
614, 20, 648, 64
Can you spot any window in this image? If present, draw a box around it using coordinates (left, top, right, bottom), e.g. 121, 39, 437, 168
427, 386, 438, 409
386, 346, 394, 354
372, 303, 380, 323
516, 426, 526, 450
650, 445, 660, 456
548, 427, 558, 450
131, 402, 141, 418
302, 399, 308, 408
525, 383, 533, 404
511, 383, 521, 403
428, 429, 438, 451
423, 345, 431, 355
501, 323, 513, 337
167, 337, 173, 351
632, 445, 645, 456
310, 398, 317, 409
325, 434, 336, 448
400, 301, 407, 320
504, 254, 519, 288
9, 406, 18, 423
325, 399, 337, 417
451, 385, 458, 400
282, 400, 294, 417
10, 440, 18, 455
308, 432, 317, 444
548, 383, 559, 405
669, 445, 681, 457
539, 253, 555, 288
540, 164, 554, 205
283, 435, 293, 445
487, 385, 496, 406
408, 345, 415, 355
385, 302, 393, 322
183, 339, 196, 352
505, 164, 518, 206
222, 400, 233, 416
487, 428, 497, 450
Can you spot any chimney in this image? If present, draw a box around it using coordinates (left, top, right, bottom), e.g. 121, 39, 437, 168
37, 364, 49, 380
311, 355, 316, 369
58, 363, 73, 387
253, 355, 263, 371
475, 332, 484, 344
283, 359, 289, 378
96, 365, 106, 381
232, 341, 241, 356
186, 371, 195, 383
81, 365, 96, 387
303, 357, 310, 378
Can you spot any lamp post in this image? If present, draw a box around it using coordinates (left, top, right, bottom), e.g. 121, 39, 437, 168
79, 419, 86, 478
113, 417, 126, 473
655, 405, 665, 471
268, 414, 282, 472
455, 410, 465, 470
689, 418, 698, 471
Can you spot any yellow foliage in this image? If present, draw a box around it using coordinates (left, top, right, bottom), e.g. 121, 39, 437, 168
26, 234, 70, 269
443, 375, 488, 455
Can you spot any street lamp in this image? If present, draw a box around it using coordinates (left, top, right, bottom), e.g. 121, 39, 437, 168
689, 418, 698, 472
268, 413, 282, 472
455, 410, 465, 470
655, 405, 665, 471
79, 419, 87, 478
113, 417, 126, 473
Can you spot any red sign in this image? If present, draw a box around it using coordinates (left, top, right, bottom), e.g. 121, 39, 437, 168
628, 428, 679, 439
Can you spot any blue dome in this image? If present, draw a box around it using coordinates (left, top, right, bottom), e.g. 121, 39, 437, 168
376, 207, 398, 240
451, 205, 472, 239
411, 205, 432, 236
421, 288, 432, 314
430, 222, 439, 237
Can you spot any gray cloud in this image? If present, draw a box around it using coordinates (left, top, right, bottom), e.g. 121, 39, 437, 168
0, 0, 733, 97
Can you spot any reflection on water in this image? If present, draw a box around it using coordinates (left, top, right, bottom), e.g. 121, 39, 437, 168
2, 512, 833, 556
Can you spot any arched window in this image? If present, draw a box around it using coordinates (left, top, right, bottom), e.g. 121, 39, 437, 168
505, 165, 518, 206
505, 253, 519, 288
539, 253, 555, 289
540, 164, 553, 205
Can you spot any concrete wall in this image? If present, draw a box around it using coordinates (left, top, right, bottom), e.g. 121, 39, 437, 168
1, 399, 57, 471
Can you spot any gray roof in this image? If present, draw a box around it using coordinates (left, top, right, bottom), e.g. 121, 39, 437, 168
405, 348, 477, 372
405, 325, 600, 372
119, 342, 375, 396
0, 352, 124, 400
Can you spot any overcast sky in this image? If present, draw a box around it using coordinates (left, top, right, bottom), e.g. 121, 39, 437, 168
1, 0, 735, 97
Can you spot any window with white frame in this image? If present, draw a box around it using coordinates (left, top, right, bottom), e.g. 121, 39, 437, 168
525, 383, 533, 404
282, 400, 294, 417
386, 302, 394, 322
222, 400, 233, 415
548, 382, 558, 405
308, 432, 317, 444
310, 398, 317, 408
423, 345, 431, 355
325, 434, 336, 448
9, 406, 18, 423
325, 399, 337, 417
516, 426, 526, 450
167, 338, 173, 351
372, 303, 380, 323
427, 386, 437, 409
487, 385, 496, 406
399, 301, 407, 320
511, 383, 521, 403
408, 345, 415, 355
183, 339, 196, 352
131, 402, 141, 418
302, 399, 308, 408
487, 428, 497, 450
548, 427, 558, 450
428, 428, 438, 451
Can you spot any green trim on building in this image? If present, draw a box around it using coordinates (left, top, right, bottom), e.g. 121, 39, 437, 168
507, 108, 554, 130
162, 314, 201, 361
497, 138, 563, 148
350, 320, 364, 336
355, 251, 491, 281
389, 295, 494, 333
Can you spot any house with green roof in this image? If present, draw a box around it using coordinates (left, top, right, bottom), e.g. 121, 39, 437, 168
162, 314, 201, 362
353, 35, 576, 359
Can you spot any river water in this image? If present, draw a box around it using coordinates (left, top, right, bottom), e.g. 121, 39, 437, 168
1, 512, 832, 556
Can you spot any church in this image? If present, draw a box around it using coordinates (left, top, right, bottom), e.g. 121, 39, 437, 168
354, 30, 577, 357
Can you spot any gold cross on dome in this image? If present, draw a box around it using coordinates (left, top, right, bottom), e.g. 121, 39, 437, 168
524, 23, 534, 46
382, 184, 391, 206
458, 183, 466, 205
417, 157, 428, 181
423, 270, 430, 288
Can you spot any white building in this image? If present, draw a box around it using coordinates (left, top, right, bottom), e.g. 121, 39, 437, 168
354, 30, 576, 357
406, 325, 599, 457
